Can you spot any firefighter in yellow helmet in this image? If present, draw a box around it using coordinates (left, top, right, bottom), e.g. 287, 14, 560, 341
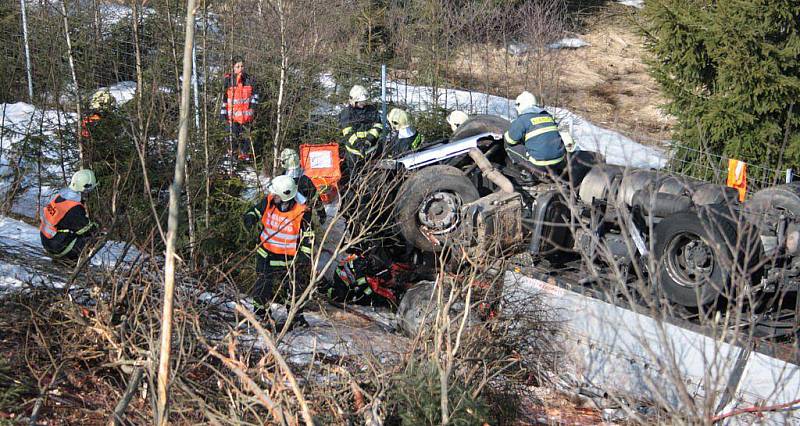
386, 107, 423, 157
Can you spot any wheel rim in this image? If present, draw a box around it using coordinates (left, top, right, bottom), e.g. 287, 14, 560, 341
418, 191, 462, 235
664, 232, 715, 289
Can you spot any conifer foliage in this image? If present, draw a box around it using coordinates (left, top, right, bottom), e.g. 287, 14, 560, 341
643, 0, 800, 169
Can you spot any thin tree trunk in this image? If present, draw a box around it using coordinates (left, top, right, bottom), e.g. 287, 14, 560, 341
155, 0, 197, 422
201, 0, 210, 228
271, 0, 288, 174
60, 0, 84, 167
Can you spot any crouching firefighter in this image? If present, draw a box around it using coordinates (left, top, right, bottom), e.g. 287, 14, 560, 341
40, 169, 100, 260
320, 249, 415, 307
504, 91, 566, 181
244, 175, 315, 327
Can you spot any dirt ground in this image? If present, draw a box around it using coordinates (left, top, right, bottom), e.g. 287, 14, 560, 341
442, 5, 674, 146
557, 9, 675, 144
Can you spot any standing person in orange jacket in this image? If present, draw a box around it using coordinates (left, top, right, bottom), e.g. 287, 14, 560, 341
40, 169, 100, 260
243, 175, 314, 327
221, 56, 259, 162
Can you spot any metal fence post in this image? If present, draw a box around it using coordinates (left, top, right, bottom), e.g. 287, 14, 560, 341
381, 64, 387, 126
20, 0, 34, 101
787, 169, 793, 184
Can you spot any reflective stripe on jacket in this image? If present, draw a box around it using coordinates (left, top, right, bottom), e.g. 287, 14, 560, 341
504, 109, 565, 164
222, 73, 257, 124
40, 196, 81, 239
259, 194, 308, 256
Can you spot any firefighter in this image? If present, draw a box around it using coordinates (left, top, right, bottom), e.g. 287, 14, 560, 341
338, 85, 384, 172
221, 56, 259, 161
386, 108, 423, 157
40, 169, 100, 260
503, 91, 566, 180
279, 148, 327, 223
320, 249, 415, 307
80, 89, 118, 160
243, 175, 314, 327
446, 110, 469, 133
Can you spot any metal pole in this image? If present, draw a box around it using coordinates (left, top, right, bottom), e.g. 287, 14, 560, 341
192, 43, 200, 130
787, 169, 793, 184
19, 0, 34, 101
381, 64, 387, 127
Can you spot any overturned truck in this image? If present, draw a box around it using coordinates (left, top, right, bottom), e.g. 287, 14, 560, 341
382, 116, 800, 338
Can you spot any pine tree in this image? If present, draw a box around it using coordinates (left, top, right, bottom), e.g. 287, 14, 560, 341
644, 0, 800, 173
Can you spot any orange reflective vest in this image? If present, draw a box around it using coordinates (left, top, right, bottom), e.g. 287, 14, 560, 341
224, 73, 255, 124
259, 195, 308, 256
80, 113, 102, 139
726, 158, 747, 202
40, 196, 81, 239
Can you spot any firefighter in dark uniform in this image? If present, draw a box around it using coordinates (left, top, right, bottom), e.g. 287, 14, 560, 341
221, 56, 259, 161
40, 169, 100, 260
503, 91, 566, 181
243, 175, 314, 327
320, 249, 415, 307
386, 107, 423, 157
338, 85, 384, 175
279, 148, 327, 224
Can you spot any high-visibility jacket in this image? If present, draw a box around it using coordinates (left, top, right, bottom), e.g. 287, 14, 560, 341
39, 189, 97, 257
80, 113, 102, 139
40, 197, 82, 239
251, 195, 314, 263
726, 159, 747, 202
338, 104, 384, 159
221, 72, 258, 125
504, 108, 565, 166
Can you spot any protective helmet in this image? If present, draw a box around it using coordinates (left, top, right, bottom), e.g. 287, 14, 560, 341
90, 89, 116, 110
349, 85, 369, 104
446, 110, 469, 132
269, 175, 297, 202
514, 91, 537, 114
69, 169, 97, 193
280, 148, 300, 170
387, 108, 411, 130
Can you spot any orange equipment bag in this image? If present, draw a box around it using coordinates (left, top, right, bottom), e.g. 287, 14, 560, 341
300, 143, 342, 204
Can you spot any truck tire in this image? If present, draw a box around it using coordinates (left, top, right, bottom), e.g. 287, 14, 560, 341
747, 182, 800, 221
451, 114, 511, 141
395, 165, 480, 251
653, 211, 736, 308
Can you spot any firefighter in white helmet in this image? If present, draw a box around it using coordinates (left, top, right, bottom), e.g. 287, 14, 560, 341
446, 110, 469, 133
503, 91, 566, 180
386, 107, 423, 157
338, 85, 384, 171
243, 175, 314, 328
40, 169, 100, 260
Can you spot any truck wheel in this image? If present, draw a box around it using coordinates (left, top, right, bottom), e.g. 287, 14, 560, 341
653, 211, 736, 308
395, 165, 480, 252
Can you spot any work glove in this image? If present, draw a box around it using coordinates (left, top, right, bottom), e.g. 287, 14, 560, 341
560, 131, 577, 153
243, 213, 258, 228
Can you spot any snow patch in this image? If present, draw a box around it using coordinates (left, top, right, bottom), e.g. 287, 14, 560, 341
547, 38, 590, 49
617, 0, 644, 8
102, 81, 137, 106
